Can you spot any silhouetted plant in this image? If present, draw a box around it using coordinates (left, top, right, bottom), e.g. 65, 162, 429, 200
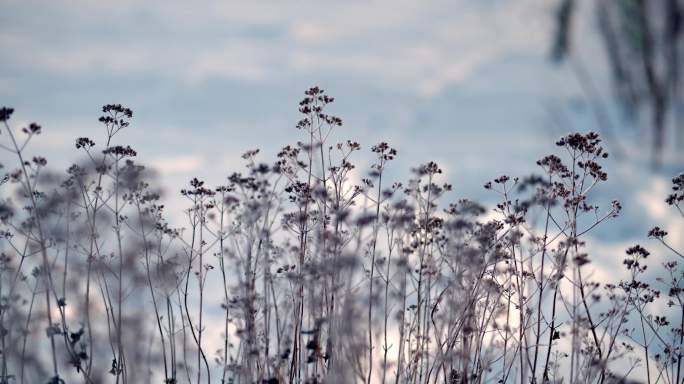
0, 88, 681, 384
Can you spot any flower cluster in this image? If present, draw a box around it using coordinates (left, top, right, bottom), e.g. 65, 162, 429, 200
102, 145, 137, 158
296, 86, 342, 130
0, 107, 14, 122
21, 122, 42, 135
99, 104, 134, 137
75, 137, 95, 149
180, 177, 215, 197
666, 172, 684, 206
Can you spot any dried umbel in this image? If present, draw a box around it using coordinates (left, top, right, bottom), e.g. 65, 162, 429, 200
667, 173, 684, 207
0, 107, 14, 122
0, 89, 680, 384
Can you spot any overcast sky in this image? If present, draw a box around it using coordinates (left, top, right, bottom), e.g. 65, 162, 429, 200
1, 0, 557, 177
1, 0, 682, 270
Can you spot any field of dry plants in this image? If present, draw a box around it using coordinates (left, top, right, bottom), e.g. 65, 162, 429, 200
0, 87, 683, 383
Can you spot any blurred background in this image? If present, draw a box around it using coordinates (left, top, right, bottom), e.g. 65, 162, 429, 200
1, 0, 683, 274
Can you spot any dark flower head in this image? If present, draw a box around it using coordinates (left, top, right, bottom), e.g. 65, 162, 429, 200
241, 149, 260, 160
103, 145, 137, 158
21, 123, 42, 135
414, 161, 442, 176
537, 154, 569, 176
181, 177, 215, 197
99, 104, 133, 136
666, 173, 684, 206
75, 137, 95, 149
611, 200, 622, 216
102, 104, 133, 118
648, 226, 668, 238
626, 245, 650, 258
0, 107, 13, 122
32, 156, 47, 167
304, 86, 323, 96
555, 132, 607, 161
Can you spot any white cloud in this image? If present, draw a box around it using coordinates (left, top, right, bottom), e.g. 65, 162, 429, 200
638, 176, 670, 221
150, 154, 204, 174
636, 175, 684, 250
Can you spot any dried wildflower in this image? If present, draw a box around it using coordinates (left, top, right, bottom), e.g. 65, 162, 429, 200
611, 200, 622, 215
32, 156, 47, 166
648, 226, 668, 238
241, 148, 260, 160
666, 173, 684, 206
21, 122, 42, 135
99, 104, 133, 139
103, 145, 137, 158
626, 245, 650, 258
2, 88, 676, 384
181, 177, 215, 197
102, 103, 133, 118
0, 107, 13, 122
75, 137, 95, 149
414, 161, 442, 176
